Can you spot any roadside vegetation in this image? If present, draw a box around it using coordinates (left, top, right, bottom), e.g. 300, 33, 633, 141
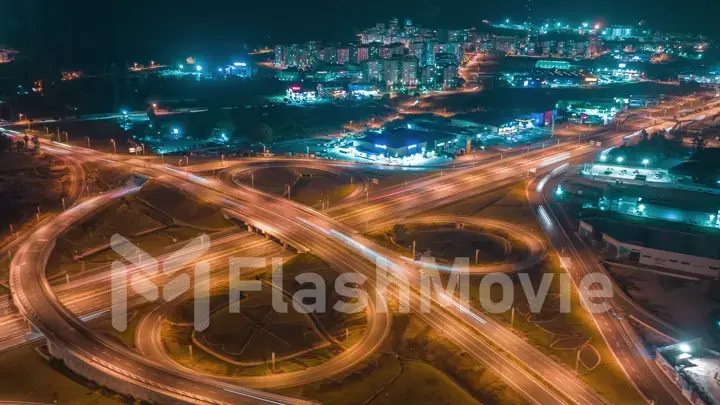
427, 181, 646, 405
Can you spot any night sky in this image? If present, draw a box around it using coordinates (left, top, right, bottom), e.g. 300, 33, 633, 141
1, 0, 718, 67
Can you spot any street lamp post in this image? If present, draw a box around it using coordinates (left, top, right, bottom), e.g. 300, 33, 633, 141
110, 139, 116, 154
85, 136, 90, 148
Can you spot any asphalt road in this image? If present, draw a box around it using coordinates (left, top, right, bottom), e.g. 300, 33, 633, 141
529, 171, 691, 405
7, 103, 720, 404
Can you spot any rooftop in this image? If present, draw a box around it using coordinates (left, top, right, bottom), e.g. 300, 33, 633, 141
452, 110, 522, 127
360, 128, 455, 149
583, 213, 720, 259
605, 186, 720, 213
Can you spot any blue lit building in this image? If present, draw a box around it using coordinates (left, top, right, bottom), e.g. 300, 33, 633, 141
353, 128, 456, 159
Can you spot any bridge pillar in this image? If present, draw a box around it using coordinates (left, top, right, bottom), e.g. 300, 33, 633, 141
247, 225, 253, 233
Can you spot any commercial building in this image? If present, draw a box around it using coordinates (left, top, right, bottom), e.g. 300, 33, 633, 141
219, 62, 255, 78
352, 128, 457, 161
451, 111, 528, 136
604, 25, 634, 40
285, 84, 317, 102
508, 69, 598, 88
535, 60, 571, 70
556, 99, 620, 123
348, 83, 380, 98
451, 110, 555, 136
316, 84, 346, 99
579, 217, 720, 278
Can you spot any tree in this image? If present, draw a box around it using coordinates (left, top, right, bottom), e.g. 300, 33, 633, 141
639, 129, 649, 143
250, 122, 274, 144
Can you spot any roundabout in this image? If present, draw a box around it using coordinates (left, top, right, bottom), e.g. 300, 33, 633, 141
226, 162, 368, 208
137, 255, 369, 383
372, 215, 547, 274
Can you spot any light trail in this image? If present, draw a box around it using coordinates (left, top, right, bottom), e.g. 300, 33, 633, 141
536, 174, 551, 193
438, 293, 487, 324
539, 152, 571, 168
295, 216, 330, 235
223, 389, 289, 405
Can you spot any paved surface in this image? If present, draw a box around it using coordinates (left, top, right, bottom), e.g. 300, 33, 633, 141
6, 103, 720, 404
392, 215, 547, 274
527, 163, 692, 404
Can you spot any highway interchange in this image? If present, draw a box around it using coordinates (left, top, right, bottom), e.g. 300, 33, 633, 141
2, 98, 720, 404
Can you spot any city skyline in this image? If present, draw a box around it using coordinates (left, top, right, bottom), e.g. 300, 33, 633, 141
1, 0, 718, 67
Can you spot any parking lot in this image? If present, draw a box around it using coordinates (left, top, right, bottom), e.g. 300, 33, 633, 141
583, 164, 672, 183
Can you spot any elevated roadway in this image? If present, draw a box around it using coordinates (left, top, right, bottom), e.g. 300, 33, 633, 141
11, 104, 720, 404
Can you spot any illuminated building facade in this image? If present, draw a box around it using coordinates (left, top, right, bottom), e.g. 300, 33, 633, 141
401, 56, 418, 87
365, 59, 384, 83
337, 47, 350, 64
351, 46, 369, 64
383, 57, 401, 88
